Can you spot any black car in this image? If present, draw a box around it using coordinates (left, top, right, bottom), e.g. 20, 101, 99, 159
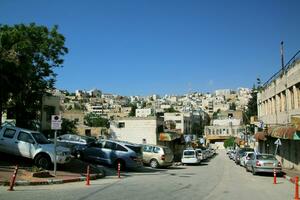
57, 134, 96, 158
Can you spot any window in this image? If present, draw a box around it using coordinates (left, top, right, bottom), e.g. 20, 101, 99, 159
118, 122, 125, 128
175, 120, 181, 123
116, 144, 128, 152
125, 145, 142, 154
153, 147, 161, 153
3, 129, 16, 139
104, 141, 117, 150
17, 132, 34, 143
143, 145, 153, 152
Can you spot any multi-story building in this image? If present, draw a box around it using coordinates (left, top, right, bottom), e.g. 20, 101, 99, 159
256, 51, 300, 170
204, 110, 246, 149
135, 108, 152, 117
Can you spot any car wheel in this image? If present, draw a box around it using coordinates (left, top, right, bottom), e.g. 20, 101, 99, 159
35, 154, 52, 170
150, 159, 159, 168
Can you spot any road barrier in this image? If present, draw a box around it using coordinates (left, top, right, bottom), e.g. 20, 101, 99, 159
86, 165, 90, 186
8, 165, 19, 191
118, 162, 121, 179
273, 168, 277, 184
295, 176, 299, 200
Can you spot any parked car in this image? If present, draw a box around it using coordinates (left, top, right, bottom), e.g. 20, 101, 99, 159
229, 150, 236, 160
142, 144, 174, 168
240, 151, 254, 167
234, 147, 254, 165
181, 149, 201, 165
245, 153, 282, 175
57, 134, 96, 158
195, 149, 204, 161
0, 125, 71, 169
197, 146, 209, 160
81, 139, 143, 170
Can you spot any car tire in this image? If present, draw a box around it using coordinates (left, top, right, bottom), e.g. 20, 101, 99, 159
150, 159, 159, 168
35, 154, 52, 170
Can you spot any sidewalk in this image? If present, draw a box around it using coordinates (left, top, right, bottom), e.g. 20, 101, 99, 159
0, 159, 105, 186
283, 167, 300, 184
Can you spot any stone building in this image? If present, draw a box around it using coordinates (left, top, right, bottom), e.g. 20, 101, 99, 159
256, 51, 300, 170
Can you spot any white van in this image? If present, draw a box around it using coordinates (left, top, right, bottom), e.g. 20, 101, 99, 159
181, 149, 201, 165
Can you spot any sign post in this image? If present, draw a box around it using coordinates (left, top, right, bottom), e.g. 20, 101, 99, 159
51, 115, 62, 176
274, 138, 282, 155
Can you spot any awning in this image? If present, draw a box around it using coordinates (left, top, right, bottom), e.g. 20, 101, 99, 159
270, 126, 300, 140
159, 132, 181, 142
254, 131, 267, 141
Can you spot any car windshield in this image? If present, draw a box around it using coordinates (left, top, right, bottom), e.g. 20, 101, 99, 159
32, 132, 51, 144
125, 145, 142, 154
256, 155, 276, 160
184, 151, 195, 156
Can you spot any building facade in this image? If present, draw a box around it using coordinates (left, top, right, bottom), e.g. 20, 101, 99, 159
256, 51, 300, 170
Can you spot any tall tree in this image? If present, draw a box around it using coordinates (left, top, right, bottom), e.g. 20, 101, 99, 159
0, 23, 68, 128
84, 113, 109, 128
244, 85, 258, 124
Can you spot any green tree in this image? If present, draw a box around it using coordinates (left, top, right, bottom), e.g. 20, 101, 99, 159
229, 102, 236, 110
244, 86, 258, 124
84, 113, 109, 128
224, 137, 235, 148
60, 118, 78, 134
164, 106, 178, 113
212, 109, 221, 119
129, 103, 137, 117
0, 23, 68, 128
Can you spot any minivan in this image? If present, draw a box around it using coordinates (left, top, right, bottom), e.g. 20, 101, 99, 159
142, 144, 174, 168
181, 149, 201, 165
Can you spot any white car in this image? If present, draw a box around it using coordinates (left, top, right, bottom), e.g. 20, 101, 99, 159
0, 125, 72, 169
181, 149, 201, 165
240, 152, 254, 167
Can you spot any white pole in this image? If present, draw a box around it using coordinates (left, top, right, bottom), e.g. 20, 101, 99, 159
54, 130, 57, 176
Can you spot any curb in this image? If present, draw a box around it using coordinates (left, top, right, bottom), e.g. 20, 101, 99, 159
0, 173, 105, 186
283, 174, 300, 185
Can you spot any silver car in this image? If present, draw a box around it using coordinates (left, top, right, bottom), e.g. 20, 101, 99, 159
245, 154, 282, 175
142, 145, 174, 168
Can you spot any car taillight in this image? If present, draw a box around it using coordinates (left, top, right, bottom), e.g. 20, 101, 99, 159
161, 155, 165, 161
256, 161, 261, 166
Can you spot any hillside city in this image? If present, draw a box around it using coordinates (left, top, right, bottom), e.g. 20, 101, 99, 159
1, 2, 300, 199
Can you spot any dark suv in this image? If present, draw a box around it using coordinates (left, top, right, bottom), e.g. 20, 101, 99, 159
57, 134, 96, 158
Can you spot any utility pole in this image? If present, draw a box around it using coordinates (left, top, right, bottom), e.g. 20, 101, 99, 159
281, 42, 289, 124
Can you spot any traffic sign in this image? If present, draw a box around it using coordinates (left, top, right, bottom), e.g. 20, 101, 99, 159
274, 138, 282, 146
51, 115, 62, 130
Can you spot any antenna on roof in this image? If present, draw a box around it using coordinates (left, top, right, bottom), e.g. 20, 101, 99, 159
280, 41, 285, 71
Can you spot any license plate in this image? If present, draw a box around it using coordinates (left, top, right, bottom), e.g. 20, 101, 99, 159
264, 163, 274, 167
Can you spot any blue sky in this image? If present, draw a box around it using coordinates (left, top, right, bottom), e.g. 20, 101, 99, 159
1, 0, 299, 96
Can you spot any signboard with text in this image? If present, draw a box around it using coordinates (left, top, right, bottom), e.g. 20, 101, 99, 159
51, 115, 62, 130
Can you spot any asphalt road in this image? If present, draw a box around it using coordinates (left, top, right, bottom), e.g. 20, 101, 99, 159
0, 150, 295, 200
